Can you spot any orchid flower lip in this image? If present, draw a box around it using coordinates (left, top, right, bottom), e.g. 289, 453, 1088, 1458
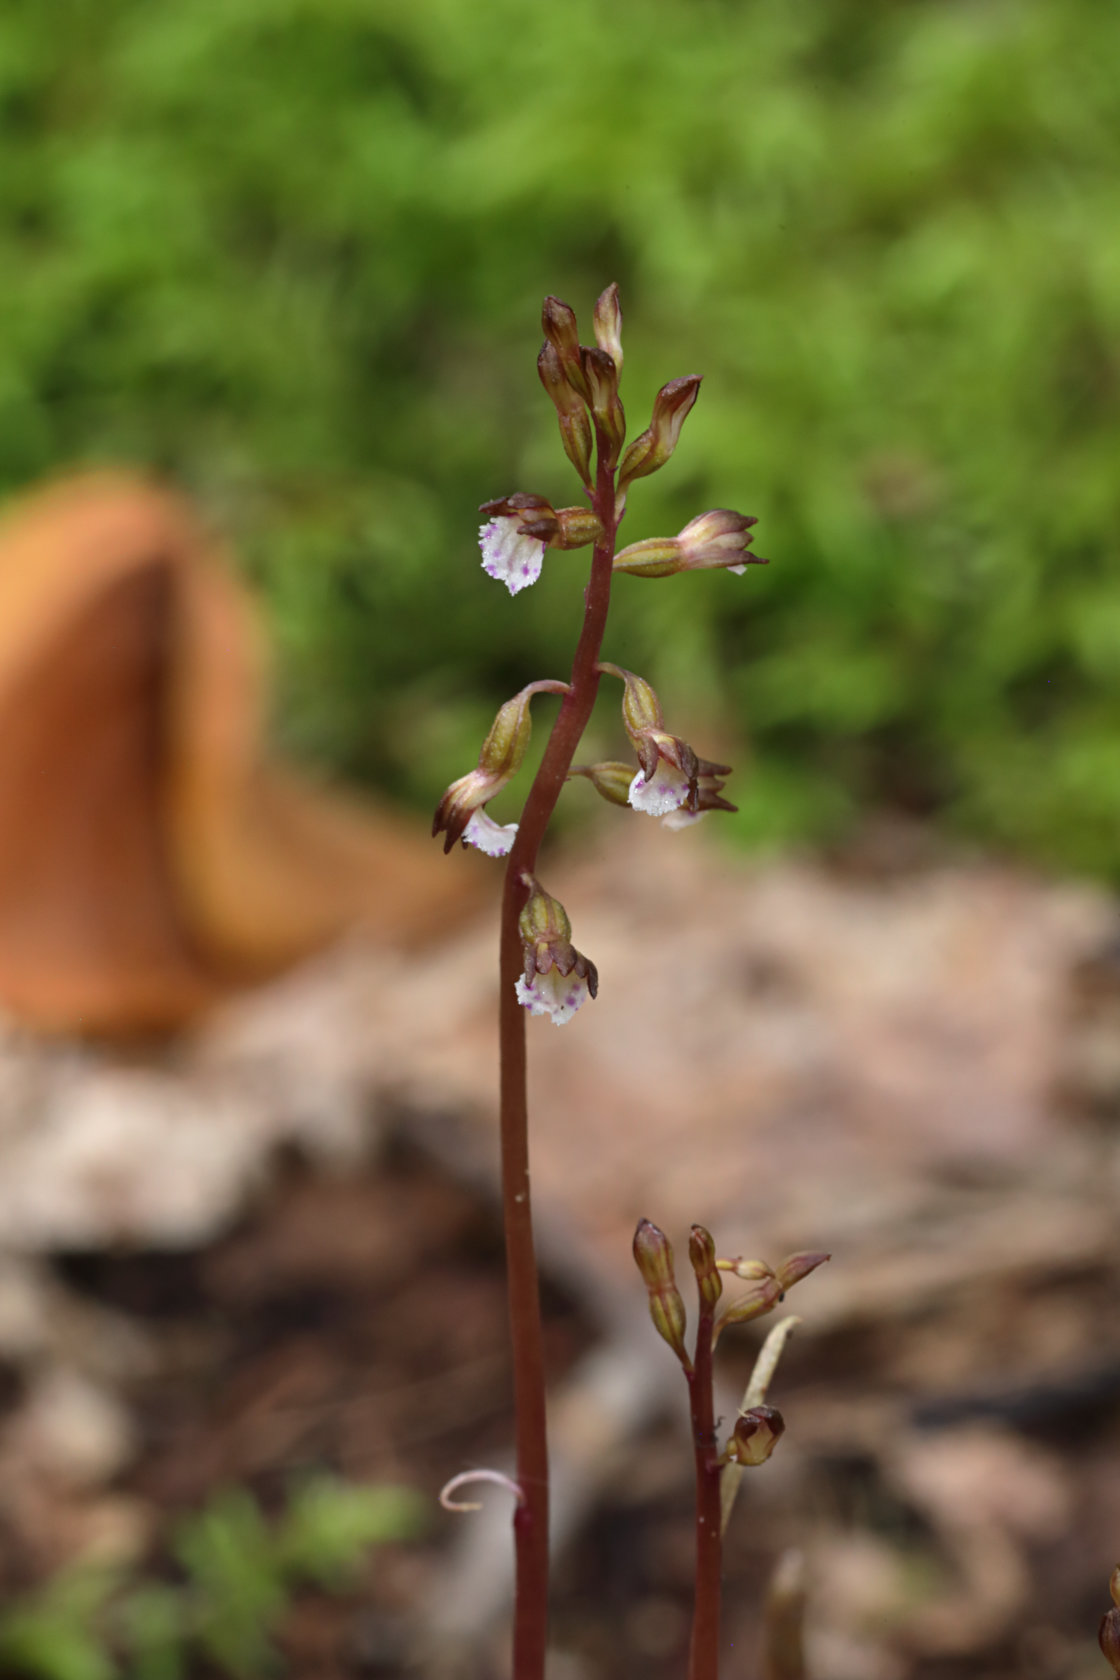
628, 762, 692, 817
463, 809, 518, 857
479, 515, 546, 595
515, 966, 591, 1026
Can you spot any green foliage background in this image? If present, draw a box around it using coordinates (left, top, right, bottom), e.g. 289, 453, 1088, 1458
3, 0, 1120, 872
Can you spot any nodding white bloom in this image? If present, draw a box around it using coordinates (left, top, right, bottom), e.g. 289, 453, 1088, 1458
463, 809, 518, 857
628, 761, 693, 817
479, 516, 546, 595
516, 876, 598, 1027
515, 966, 593, 1026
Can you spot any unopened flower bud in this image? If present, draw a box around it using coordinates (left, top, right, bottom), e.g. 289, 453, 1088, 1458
1111, 1567, 1120, 1608
776, 1252, 831, 1292
618, 376, 701, 488
614, 507, 767, 579
722, 1405, 785, 1468
581, 346, 626, 470
633, 1219, 690, 1368
689, 1225, 723, 1310
542, 295, 590, 399
1101, 1606, 1120, 1676
679, 509, 766, 576
516, 877, 598, 1025
569, 761, 635, 808
552, 507, 604, 550
538, 342, 594, 487
713, 1248, 829, 1344
592, 282, 623, 373
432, 682, 567, 853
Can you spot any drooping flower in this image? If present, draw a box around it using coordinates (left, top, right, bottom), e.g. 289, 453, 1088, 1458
477, 495, 603, 595
479, 515, 546, 595
516, 876, 598, 1026
432, 680, 568, 852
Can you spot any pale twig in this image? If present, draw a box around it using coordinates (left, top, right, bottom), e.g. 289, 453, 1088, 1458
439, 1470, 526, 1514
720, 1315, 801, 1536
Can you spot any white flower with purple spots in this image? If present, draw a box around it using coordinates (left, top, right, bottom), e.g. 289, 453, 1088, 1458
463, 809, 519, 858
515, 966, 592, 1026
479, 516, 546, 595
628, 761, 692, 817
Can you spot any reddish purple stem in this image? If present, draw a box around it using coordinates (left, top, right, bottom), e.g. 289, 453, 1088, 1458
497, 451, 620, 1680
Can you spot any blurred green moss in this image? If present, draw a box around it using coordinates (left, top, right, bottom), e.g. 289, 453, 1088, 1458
3, 0, 1120, 874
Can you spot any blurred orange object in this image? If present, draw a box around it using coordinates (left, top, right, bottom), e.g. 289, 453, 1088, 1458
0, 474, 475, 1034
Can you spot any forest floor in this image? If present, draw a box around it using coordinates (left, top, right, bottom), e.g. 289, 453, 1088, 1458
0, 818, 1118, 1680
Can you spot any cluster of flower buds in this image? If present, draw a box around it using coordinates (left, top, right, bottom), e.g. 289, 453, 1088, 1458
614, 509, 768, 579
515, 876, 598, 1026
712, 1250, 831, 1346
432, 680, 568, 856
1101, 1568, 1120, 1676
478, 494, 604, 597
588, 664, 736, 823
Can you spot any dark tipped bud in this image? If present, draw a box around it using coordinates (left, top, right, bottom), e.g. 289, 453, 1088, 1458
1101, 1607, 1120, 1675
593, 283, 623, 373
776, 1252, 831, 1292
582, 346, 626, 470
542, 295, 588, 394
723, 1405, 785, 1468
538, 342, 594, 487
633, 1219, 691, 1368
689, 1225, 723, 1309
618, 375, 701, 488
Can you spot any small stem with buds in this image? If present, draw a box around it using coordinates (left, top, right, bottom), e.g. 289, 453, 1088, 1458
497, 449, 620, 1680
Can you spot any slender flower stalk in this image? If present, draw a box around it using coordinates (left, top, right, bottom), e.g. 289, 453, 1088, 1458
495, 403, 621, 1680
434, 286, 776, 1680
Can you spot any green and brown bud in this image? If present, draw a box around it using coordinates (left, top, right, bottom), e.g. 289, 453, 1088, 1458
432, 682, 568, 853
633, 1218, 691, 1368
722, 1405, 785, 1468
569, 761, 635, 808
614, 508, 767, 579
713, 1250, 830, 1344
689, 1225, 723, 1310
538, 342, 594, 487
618, 376, 701, 488
542, 295, 590, 400
592, 282, 623, 374
582, 346, 626, 470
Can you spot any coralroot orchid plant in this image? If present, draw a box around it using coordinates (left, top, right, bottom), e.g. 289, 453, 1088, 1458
433, 287, 827, 1680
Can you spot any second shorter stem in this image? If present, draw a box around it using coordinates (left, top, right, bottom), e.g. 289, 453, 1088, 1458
687, 1308, 723, 1680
